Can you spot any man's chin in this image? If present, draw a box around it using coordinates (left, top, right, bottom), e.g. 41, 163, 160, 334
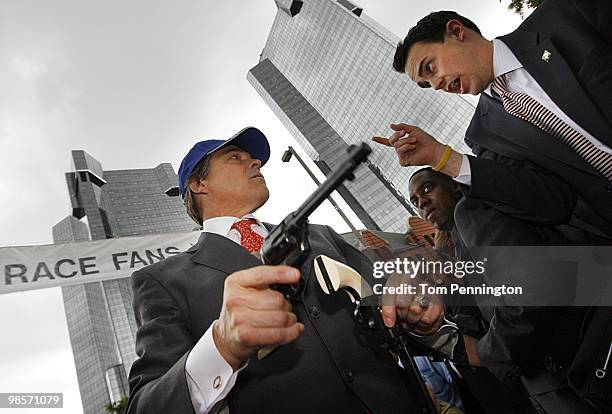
472, 79, 491, 95
435, 220, 453, 232
254, 190, 270, 210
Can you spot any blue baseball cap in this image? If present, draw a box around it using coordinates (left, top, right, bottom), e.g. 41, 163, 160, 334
178, 127, 270, 198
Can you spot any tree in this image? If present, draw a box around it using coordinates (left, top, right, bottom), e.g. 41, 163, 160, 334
506, 0, 543, 16
105, 396, 129, 414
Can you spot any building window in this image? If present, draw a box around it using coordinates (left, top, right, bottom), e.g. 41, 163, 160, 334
337, 0, 362, 16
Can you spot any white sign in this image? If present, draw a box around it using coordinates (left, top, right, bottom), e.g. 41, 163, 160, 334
0, 232, 201, 295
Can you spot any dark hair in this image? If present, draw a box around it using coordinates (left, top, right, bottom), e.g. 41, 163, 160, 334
409, 167, 455, 187
393, 11, 481, 73
183, 155, 212, 225
410, 167, 437, 182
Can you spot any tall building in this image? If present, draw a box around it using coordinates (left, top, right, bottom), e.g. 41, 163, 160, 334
248, 0, 476, 232
52, 150, 195, 414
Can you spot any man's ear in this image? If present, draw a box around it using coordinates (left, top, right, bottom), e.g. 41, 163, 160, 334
445, 20, 465, 41
188, 177, 208, 195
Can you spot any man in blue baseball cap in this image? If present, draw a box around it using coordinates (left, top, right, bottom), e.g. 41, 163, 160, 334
178, 126, 271, 226
127, 127, 450, 414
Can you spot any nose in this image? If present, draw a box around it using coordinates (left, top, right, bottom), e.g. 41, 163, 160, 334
431, 77, 445, 91
417, 195, 430, 210
250, 158, 262, 169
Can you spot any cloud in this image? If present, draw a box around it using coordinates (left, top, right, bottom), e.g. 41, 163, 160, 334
0, 48, 79, 246
10, 55, 48, 82
0, 288, 82, 413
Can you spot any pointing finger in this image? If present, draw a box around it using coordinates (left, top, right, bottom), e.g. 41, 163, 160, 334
372, 136, 392, 147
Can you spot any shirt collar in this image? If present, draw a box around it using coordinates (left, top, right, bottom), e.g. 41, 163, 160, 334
492, 38, 522, 77
202, 214, 262, 237
485, 39, 523, 94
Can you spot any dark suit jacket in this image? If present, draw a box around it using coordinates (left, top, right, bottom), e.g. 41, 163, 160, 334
126, 224, 422, 414
464, 0, 612, 239
453, 0, 612, 403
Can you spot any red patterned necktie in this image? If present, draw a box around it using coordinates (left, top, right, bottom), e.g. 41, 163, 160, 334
231, 218, 264, 254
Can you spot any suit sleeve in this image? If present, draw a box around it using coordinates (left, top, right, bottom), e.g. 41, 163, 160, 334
452, 196, 580, 385
126, 269, 196, 414
471, 259, 561, 384
464, 152, 577, 225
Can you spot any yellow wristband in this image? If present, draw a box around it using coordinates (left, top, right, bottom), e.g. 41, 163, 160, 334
432, 145, 452, 171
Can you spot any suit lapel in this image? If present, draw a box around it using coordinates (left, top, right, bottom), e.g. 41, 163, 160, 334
187, 224, 315, 293
478, 94, 599, 176
499, 30, 612, 146
188, 232, 262, 275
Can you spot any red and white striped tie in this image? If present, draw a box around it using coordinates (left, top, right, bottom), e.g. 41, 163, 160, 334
231, 218, 264, 254
491, 75, 612, 182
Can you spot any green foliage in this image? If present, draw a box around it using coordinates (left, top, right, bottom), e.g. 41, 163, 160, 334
506, 0, 543, 16
105, 396, 129, 414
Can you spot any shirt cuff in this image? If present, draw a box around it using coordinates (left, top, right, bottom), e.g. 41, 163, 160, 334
185, 321, 247, 414
454, 155, 472, 186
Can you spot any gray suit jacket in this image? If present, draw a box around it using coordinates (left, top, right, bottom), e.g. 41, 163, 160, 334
126, 224, 423, 414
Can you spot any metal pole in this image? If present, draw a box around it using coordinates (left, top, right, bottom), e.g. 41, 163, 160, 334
282, 146, 360, 236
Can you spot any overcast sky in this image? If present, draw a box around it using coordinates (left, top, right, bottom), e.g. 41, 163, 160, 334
0, 1, 525, 412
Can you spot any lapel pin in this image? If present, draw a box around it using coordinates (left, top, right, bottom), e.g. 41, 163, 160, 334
541, 50, 552, 62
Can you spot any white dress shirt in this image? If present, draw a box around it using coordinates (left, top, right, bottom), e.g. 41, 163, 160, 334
185, 215, 268, 414
455, 39, 612, 186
